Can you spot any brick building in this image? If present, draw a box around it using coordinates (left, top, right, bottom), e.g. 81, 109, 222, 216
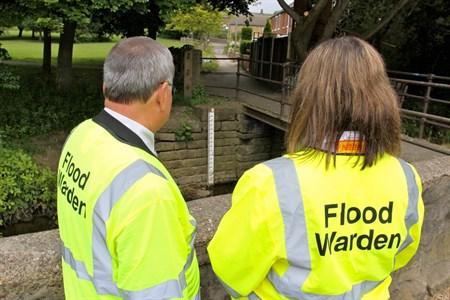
270, 4, 294, 37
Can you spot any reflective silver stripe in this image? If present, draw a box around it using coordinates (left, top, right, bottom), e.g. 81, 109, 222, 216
397, 159, 420, 253
61, 242, 91, 281
248, 292, 261, 300
121, 246, 196, 299
217, 276, 242, 298
264, 157, 383, 299
63, 243, 197, 300
264, 157, 310, 299
92, 159, 165, 296
193, 290, 201, 300
63, 159, 199, 298
121, 279, 183, 300
123, 223, 197, 299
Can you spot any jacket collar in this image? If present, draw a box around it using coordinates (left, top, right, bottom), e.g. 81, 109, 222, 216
92, 109, 158, 159
321, 131, 365, 154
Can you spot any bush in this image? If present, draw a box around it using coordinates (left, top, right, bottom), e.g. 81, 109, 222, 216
0, 147, 56, 227
0, 43, 11, 60
240, 40, 252, 55
241, 27, 253, 40
0, 65, 20, 90
202, 59, 219, 72
0, 66, 103, 142
159, 29, 184, 40
263, 20, 273, 37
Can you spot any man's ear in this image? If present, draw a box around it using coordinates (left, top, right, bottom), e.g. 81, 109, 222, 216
102, 83, 107, 95
147, 83, 164, 111
156, 82, 171, 112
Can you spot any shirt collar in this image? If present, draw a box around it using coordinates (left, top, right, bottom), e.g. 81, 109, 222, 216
104, 107, 157, 156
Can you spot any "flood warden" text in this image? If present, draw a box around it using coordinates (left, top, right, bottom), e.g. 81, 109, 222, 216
58, 152, 90, 218
315, 202, 401, 256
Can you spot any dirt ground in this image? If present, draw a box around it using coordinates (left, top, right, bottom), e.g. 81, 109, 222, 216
30, 131, 68, 171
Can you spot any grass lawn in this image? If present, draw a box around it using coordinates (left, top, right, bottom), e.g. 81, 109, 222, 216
1, 29, 188, 65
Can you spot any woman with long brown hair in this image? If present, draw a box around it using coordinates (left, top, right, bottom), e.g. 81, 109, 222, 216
208, 36, 424, 300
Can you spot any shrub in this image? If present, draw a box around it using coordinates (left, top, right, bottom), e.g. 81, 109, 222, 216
240, 40, 252, 55
263, 20, 273, 37
0, 147, 56, 227
0, 66, 103, 142
241, 26, 253, 41
191, 84, 208, 105
175, 123, 193, 141
0, 43, 11, 60
0, 65, 20, 90
202, 59, 219, 72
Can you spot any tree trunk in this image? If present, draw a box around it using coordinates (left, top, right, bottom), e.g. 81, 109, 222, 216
291, 26, 309, 63
319, 0, 351, 42
31, 29, 35, 39
293, 0, 310, 16
311, 0, 331, 44
57, 20, 77, 90
42, 28, 52, 76
287, 0, 333, 63
147, 2, 162, 39
18, 25, 24, 38
148, 26, 158, 40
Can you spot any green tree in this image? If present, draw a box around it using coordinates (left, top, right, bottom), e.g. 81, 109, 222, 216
241, 26, 253, 40
383, 0, 449, 75
0, 1, 61, 75
263, 20, 273, 37
53, 0, 150, 89
166, 4, 224, 49
2, 0, 257, 90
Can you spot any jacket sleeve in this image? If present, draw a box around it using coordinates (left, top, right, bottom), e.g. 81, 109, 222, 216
393, 165, 425, 271
207, 165, 278, 298
108, 174, 196, 298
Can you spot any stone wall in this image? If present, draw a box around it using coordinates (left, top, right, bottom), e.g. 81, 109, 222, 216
390, 156, 450, 300
0, 156, 448, 300
156, 103, 284, 199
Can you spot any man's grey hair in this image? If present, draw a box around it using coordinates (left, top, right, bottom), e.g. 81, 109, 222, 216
103, 36, 175, 103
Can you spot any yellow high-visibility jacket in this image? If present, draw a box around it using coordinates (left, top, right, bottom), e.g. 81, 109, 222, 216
208, 151, 423, 300
57, 110, 200, 300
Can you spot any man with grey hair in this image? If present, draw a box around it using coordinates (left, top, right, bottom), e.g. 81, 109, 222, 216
57, 37, 200, 300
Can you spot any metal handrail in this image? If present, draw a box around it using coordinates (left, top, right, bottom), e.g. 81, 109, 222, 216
401, 109, 450, 124
201, 57, 449, 143
390, 78, 450, 89
389, 73, 450, 139
388, 70, 450, 81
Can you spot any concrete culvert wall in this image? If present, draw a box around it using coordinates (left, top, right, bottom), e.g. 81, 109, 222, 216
156, 103, 285, 200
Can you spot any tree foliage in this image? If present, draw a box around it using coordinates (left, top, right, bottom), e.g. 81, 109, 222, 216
167, 4, 224, 40
277, 0, 412, 63
381, 0, 450, 74
1, 0, 256, 90
241, 26, 253, 40
206, 0, 257, 16
263, 20, 273, 37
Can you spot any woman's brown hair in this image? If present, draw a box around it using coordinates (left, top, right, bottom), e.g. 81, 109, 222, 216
286, 36, 401, 169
